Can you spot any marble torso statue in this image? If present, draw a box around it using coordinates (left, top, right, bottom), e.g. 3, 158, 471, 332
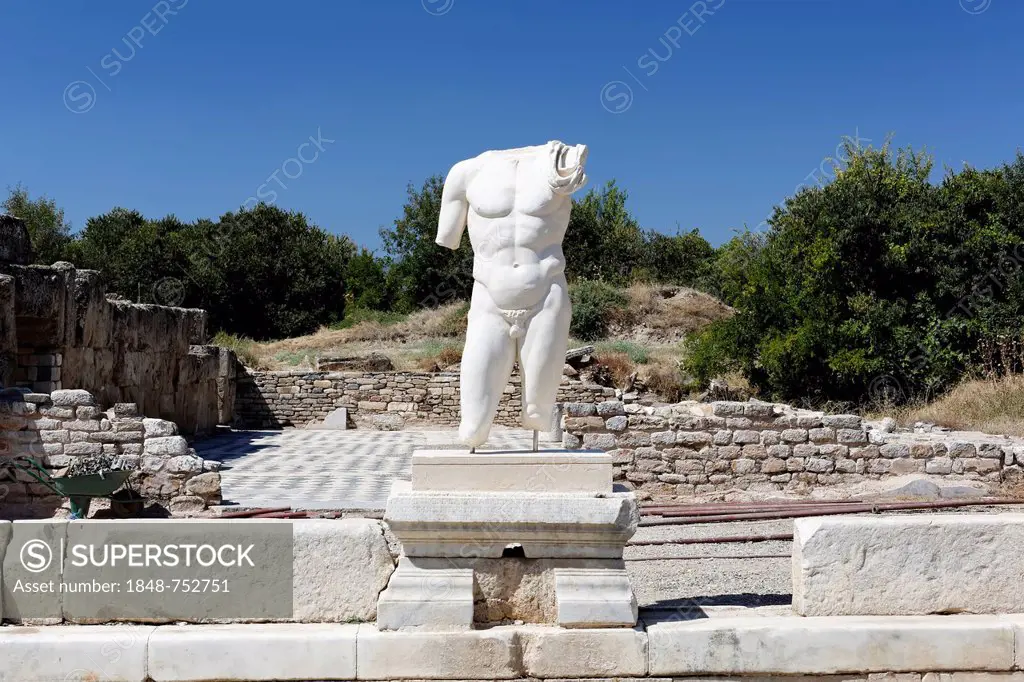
435, 141, 589, 447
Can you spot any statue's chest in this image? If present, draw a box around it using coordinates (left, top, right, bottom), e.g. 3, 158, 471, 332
466, 157, 556, 219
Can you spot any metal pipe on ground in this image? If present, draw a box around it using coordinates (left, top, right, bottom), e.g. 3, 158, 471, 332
219, 507, 291, 518
625, 553, 791, 562
646, 503, 872, 518
628, 533, 794, 546
639, 498, 1024, 526
640, 501, 868, 515
250, 511, 310, 519
642, 498, 863, 511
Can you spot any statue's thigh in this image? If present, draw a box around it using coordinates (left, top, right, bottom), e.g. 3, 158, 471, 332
461, 310, 516, 403
519, 294, 571, 405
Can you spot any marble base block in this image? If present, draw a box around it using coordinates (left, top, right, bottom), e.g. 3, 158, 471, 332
554, 566, 638, 627
376, 556, 637, 630
411, 449, 611, 493
378, 449, 639, 631
384, 481, 637, 559
376, 557, 474, 631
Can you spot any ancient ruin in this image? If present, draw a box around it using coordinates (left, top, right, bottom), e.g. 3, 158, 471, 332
1, 214, 230, 517
0, 215, 235, 434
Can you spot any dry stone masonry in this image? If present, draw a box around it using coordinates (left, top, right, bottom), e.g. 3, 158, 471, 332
561, 399, 1024, 497
0, 217, 236, 435
0, 387, 221, 516
235, 369, 614, 429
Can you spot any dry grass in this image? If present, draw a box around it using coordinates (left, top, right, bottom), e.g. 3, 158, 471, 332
898, 375, 1024, 437
597, 351, 638, 390
249, 302, 468, 369
212, 332, 269, 370
609, 284, 734, 342
415, 343, 463, 371
241, 283, 731, 374
643, 358, 690, 403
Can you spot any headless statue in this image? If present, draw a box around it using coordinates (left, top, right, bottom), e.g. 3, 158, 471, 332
435, 140, 589, 447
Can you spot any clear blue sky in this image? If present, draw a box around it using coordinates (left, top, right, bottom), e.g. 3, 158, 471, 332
2, 0, 1021, 248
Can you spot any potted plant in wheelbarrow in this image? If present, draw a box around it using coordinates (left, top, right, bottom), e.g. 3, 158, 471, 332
9, 454, 143, 519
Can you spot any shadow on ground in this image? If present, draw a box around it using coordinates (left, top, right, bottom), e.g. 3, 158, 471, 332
640, 593, 793, 623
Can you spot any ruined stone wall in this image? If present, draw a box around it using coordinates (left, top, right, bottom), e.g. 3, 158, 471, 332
234, 369, 616, 428
0, 261, 235, 434
561, 399, 1023, 498
0, 275, 14, 388
0, 388, 221, 516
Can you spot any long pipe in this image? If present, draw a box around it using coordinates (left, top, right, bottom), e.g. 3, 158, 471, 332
640, 501, 867, 515
627, 533, 793, 546
219, 506, 291, 518
639, 497, 1024, 526
651, 503, 873, 517
625, 553, 791, 562
250, 511, 310, 519
642, 498, 863, 510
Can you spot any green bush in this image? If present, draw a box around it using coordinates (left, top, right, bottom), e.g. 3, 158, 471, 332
569, 280, 628, 341
597, 340, 650, 364
212, 331, 264, 369
686, 142, 1024, 404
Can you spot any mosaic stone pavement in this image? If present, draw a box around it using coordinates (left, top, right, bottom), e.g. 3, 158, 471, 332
193, 427, 559, 511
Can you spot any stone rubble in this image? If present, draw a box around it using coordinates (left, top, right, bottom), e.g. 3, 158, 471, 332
0, 387, 220, 515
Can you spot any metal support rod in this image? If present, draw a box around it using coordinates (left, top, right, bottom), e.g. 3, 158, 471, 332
470, 447, 476, 453
532, 430, 539, 452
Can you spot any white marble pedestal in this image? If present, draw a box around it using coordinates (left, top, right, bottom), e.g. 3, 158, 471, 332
377, 450, 639, 631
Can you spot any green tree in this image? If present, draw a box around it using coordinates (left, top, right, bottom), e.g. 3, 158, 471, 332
345, 247, 391, 310
188, 204, 349, 339
689, 142, 1024, 404
637, 228, 716, 287
687, 141, 951, 402
380, 176, 474, 312
74, 204, 350, 340
74, 208, 184, 302
564, 181, 645, 284
3, 184, 73, 264
703, 230, 767, 304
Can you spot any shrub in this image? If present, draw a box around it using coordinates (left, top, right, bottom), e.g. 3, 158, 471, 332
569, 280, 628, 341
212, 331, 266, 369
686, 143, 1024, 404
437, 345, 462, 367
414, 340, 462, 370
642, 359, 694, 403
595, 351, 636, 389
597, 340, 650, 364
683, 318, 745, 386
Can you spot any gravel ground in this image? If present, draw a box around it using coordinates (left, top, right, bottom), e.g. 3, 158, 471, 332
626, 518, 793, 612
625, 504, 1023, 616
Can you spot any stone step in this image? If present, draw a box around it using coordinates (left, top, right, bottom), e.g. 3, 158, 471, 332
2, 616, 1022, 680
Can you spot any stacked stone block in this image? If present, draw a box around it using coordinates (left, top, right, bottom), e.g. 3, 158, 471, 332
234, 370, 615, 429
13, 350, 62, 393
0, 388, 221, 515
561, 400, 1018, 497
0, 259, 236, 434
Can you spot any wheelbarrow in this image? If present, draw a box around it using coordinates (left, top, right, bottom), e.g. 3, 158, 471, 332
5, 455, 133, 519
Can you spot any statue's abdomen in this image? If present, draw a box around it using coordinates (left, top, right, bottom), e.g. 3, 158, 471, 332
466, 155, 570, 309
